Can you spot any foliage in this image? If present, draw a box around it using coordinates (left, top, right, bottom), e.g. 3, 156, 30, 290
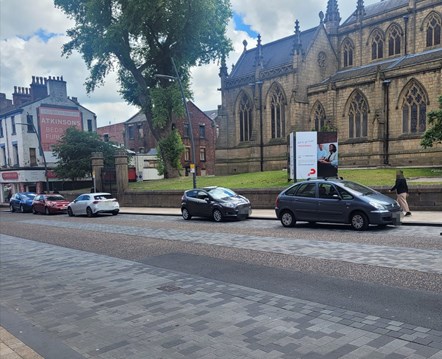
421, 95, 442, 148
156, 130, 185, 177
52, 127, 120, 181
128, 167, 442, 191
54, 0, 233, 177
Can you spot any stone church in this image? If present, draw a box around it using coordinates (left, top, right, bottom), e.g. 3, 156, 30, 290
216, 0, 442, 175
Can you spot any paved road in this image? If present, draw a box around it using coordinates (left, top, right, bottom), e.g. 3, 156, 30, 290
0, 212, 441, 358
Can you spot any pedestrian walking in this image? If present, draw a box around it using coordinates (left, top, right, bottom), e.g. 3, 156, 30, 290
390, 170, 411, 216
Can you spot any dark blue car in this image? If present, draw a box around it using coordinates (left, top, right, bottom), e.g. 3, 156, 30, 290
10, 192, 37, 213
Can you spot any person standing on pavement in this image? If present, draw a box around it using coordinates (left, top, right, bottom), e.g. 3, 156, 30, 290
390, 170, 411, 216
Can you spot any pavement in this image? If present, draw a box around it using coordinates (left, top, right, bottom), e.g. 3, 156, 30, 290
1, 206, 441, 359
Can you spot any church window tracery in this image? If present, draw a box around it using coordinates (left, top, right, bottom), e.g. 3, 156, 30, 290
238, 93, 253, 142
371, 30, 384, 60
270, 86, 286, 139
425, 13, 441, 47
348, 91, 368, 139
313, 102, 326, 131
402, 82, 427, 134
388, 24, 402, 56
342, 39, 354, 67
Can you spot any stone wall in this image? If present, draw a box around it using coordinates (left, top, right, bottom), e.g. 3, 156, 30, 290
117, 185, 442, 211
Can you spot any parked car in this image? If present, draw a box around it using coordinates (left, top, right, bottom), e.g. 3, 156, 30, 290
67, 192, 120, 217
275, 178, 401, 231
32, 194, 70, 215
9, 192, 36, 213
181, 186, 252, 222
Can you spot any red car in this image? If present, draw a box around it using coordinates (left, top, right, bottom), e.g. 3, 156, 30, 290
32, 194, 70, 215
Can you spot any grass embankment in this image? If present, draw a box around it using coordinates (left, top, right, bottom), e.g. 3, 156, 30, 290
128, 167, 442, 191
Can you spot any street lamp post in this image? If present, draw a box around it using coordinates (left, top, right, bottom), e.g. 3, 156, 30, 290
16, 121, 50, 193
155, 58, 197, 189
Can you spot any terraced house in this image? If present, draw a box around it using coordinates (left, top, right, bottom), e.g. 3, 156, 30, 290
216, 0, 442, 175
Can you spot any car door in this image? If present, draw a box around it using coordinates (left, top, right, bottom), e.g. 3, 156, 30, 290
317, 182, 344, 223
192, 190, 212, 217
290, 182, 318, 221
72, 195, 89, 215
33, 195, 44, 213
10, 194, 19, 211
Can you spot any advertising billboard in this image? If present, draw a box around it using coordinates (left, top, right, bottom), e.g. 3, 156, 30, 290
38, 106, 82, 151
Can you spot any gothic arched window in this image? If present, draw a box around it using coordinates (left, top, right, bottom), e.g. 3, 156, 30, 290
270, 86, 286, 139
388, 24, 402, 56
426, 13, 441, 47
343, 39, 354, 67
238, 93, 253, 142
371, 30, 384, 60
313, 102, 326, 131
402, 82, 427, 134
348, 92, 368, 139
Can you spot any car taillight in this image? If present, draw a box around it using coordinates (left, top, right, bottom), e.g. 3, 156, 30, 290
275, 196, 279, 208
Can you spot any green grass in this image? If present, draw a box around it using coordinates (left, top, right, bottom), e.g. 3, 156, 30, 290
128, 167, 442, 191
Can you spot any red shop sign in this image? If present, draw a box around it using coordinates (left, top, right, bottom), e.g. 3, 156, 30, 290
2, 172, 19, 180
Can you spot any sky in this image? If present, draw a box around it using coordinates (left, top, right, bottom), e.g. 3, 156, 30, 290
0, 0, 379, 127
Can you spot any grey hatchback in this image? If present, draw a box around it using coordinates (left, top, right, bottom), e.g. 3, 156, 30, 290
275, 178, 401, 230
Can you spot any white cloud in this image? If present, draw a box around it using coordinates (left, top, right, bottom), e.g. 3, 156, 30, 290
1, 0, 379, 126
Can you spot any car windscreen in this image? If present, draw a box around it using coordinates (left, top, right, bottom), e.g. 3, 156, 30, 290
24, 193, 36, 199
207, 188, 237, 200
94, 194, 114, 200
46, 196, 65, 201
340, 181, 375, 195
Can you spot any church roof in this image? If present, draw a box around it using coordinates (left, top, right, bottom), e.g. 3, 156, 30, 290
322, 47, 442, 83
229, 27, 318, 79
342, 0, 409, 26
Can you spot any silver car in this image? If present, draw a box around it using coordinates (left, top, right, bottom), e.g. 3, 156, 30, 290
275, 179, 401, 230
67, 192, 120, 217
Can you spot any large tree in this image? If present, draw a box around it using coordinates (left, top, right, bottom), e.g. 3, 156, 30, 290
52, 127, 119, 181
421, 95, 442, 148
54, 0, 233, 178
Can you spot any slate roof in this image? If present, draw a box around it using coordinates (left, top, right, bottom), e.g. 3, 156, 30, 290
342, 0, 409, 26
229, 27, 318, 79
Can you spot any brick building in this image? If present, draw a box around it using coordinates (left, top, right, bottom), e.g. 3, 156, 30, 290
96, 122, 125, 147
216, 0, 442, 175
0, 76, 97, 200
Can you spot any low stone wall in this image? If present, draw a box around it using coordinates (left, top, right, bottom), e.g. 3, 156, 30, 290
119, 185, 442, 211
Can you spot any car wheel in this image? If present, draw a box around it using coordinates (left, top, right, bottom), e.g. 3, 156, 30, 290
86, 207, 94, 217
182, 207, 191, 220
32, 206, 38, 215
67, 207, 74, 217
212, 209, 223, 222
112, 210, 119, 216
10, 205, 15, 213
280, 210, 296, 227
20, 205, 24, 213
350, 211, 369, 231
45, 207, 50, 215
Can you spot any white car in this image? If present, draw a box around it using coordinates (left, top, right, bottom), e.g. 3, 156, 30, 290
67, 192, 120, 217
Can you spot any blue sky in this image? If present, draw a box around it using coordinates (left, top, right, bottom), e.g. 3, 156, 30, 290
233, 13, 259, 38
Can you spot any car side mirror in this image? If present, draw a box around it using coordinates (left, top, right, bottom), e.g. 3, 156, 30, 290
204, 197, 210, 202
332, 194, 340, 199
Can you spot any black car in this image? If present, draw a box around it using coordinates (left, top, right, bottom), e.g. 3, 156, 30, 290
9, 192, 37, 213
275, 178, 402, 230
181, 186, 252, 222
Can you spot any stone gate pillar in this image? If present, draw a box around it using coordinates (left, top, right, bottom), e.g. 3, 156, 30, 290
115, 150, 128, 195
91, 152, 104, 192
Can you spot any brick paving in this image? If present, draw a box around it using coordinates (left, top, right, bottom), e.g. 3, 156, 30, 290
1, 230, 442, 359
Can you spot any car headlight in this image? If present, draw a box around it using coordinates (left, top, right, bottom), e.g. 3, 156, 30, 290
223, 202, 236, 208
369, 201, 386, 210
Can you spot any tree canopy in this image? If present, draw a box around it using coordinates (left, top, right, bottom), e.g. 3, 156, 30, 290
54, 0, 233, 177
421, 95, 442, 148
52, 127, 119, 181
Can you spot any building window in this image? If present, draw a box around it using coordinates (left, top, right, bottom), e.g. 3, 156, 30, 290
0, 119, 3, 138
199, 147, 206, 161
30, 148, 37, 166
26, 114, 35, 133
87, 119, 93, 132
1, 146, 6, 166
11, 116, 16, 135
12, 143, 19, 166
348, 91, 368, 138
313, 102, 326, 131
271, 86, 285, 139
388, 25, 402, 56
103, 134, 109, 142
342, 39, 354, 67
183, 124, 190, 138
199, 125, 206, 139
139, 147, 144, 153
184, 146, 191, 161
128, 125, 134, 140
371, 30, 384, 60
426, 13, 441, 47
402, 82, 427, 134
238, 93, 253, 142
